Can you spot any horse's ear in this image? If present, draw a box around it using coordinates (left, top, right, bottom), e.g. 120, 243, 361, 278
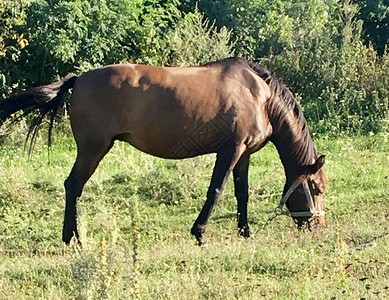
314, 155, 325, 172
303, 155, 325, 175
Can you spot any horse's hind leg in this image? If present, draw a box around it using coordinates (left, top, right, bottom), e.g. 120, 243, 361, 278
233, 154, 250, 238
62, 138, 114, 244
191, 145, 246, 245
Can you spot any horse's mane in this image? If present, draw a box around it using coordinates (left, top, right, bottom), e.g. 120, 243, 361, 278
246, 60, 318, 168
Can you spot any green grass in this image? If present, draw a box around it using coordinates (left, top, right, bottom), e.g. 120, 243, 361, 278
0, 122, 388, 299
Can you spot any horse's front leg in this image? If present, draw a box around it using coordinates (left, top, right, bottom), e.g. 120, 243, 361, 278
191, 145, 246, 245
233, 154, 250, 238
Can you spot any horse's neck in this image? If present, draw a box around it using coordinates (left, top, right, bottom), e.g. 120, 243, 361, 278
269, 113, 316, 180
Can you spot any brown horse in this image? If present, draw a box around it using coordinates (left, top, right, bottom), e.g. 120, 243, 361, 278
0, 57, 327, 245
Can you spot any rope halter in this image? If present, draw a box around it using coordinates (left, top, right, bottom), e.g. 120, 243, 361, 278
277, 175, 325, 218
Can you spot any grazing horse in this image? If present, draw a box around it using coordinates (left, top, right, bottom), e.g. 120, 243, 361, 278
0, 57, 327, 245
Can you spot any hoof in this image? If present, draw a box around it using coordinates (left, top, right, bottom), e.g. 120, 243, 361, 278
238, 226, 250, 239
191, 224, 206, 246
62, 229, 79, 245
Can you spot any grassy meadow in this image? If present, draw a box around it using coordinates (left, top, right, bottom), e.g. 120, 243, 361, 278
0, 122, 388, 299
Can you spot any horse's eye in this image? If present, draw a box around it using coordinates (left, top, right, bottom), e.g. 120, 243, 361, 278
310, 181, 324, 195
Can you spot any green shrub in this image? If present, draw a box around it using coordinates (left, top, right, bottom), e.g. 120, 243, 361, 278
0, 0, 29, 97
271, 1, 389, 134
163, 8, 234, 67
5, 0, 232, 89
1, 0, 388, 135
21, 0, 181, 81
352, 0, 389, 56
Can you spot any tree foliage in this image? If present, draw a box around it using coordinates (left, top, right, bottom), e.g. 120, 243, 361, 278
21, 0, 182, 83
163, 7, 233, 67
1, 0, 388, 134
0, 0, 28, 96
352, 0, 389, 55
268, 1, 389, 133
3, 0, 233, 90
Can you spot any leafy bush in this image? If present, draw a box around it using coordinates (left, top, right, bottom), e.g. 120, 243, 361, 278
0, 0, 29, 97
352, 0, 389, 56
1, 0, 388, 134
270, 1, 389, 133
20, 0, 182, 83
163, 8, 234, 67
4, 0, 232, 90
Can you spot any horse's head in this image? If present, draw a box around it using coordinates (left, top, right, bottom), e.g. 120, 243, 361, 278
284, 155, 327, 229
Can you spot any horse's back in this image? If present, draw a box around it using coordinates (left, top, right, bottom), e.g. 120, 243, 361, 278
69, 59, 272, 158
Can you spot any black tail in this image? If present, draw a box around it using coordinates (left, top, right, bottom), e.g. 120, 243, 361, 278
0, 75, 78, 149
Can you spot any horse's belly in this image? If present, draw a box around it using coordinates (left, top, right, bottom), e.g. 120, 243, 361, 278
120, 114, 235, 159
